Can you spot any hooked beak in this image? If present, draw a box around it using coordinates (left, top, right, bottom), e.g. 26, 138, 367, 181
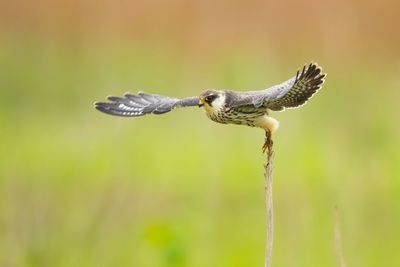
198, 98, 205, 107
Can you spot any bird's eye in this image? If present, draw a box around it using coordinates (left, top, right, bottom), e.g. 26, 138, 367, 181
205, 95, 215, 103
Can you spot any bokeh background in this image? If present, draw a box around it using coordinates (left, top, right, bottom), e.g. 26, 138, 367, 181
1, 0, 400, 266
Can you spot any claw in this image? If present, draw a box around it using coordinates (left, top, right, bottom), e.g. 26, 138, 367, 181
262, 141, 268, 153
262, 130, 273, 154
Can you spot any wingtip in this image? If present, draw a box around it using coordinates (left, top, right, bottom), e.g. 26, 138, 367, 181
93, 101, 106, 109
107, 95, 124, 102
308, 62, 324, 72
303, 62, 326, 80
123, 92, 134, 98
94, 103, 108, 113
94, 101, 110, 110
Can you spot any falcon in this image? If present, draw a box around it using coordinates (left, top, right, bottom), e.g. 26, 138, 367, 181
95, 63, 326, 152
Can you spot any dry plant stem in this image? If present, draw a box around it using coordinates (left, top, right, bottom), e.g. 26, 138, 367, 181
334, 206, 347, 267
264, 130, 274, 267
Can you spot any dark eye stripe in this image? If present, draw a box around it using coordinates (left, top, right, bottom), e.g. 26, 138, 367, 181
205, 95, 217, 103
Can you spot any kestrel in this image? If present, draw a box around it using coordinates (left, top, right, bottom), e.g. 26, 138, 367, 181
95, 63, 326, 152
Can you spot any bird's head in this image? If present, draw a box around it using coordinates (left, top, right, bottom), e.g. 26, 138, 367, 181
198, 90, 226, 113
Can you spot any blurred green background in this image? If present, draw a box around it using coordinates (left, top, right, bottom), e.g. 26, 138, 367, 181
1, 0, 400, 266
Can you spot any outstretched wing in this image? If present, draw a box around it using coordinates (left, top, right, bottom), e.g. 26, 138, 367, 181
247, 63, 326, 111
94, 92, 199, 117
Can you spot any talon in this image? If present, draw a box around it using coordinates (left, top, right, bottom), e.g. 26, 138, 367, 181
262, 130, 273, 154
262, 141, 268, 153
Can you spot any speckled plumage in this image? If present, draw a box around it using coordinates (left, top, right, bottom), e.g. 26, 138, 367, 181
95, 63, 326, 133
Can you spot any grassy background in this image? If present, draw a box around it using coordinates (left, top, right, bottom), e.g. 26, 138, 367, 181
1, 1, 400, 266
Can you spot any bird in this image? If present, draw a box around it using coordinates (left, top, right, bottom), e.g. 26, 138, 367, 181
94, 62, 326, 152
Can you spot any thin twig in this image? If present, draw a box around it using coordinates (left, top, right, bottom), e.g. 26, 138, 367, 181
264, 131, 274, 267
334, 206, 347, 267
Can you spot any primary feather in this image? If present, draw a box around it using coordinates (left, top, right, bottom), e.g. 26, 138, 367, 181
94, 92, 198, 117
256, 62, 326, 111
